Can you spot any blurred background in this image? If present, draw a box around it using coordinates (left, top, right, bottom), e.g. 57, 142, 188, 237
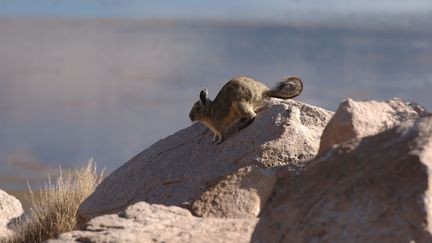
1, 0, 431, 202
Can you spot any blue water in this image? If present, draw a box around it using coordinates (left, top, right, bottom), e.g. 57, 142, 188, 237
1, 0, 431, 18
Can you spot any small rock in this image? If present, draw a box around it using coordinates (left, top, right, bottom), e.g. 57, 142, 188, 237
191, 166, 277, 218
0, 189, 23, 239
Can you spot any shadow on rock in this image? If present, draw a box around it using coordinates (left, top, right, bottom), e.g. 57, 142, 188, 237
252, 116, 432, 243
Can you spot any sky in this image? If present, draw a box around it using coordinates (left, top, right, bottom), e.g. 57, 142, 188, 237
1, 0, 432, 19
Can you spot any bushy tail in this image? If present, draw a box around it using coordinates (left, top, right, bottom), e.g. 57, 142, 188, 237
264, 76, 303, 99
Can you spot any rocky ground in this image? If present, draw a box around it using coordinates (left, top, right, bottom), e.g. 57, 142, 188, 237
1, 97, 430, 242
0, 190, 23, 240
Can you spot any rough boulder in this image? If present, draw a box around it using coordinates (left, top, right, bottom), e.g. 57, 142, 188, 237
319, 98, 428, 153
191, 166, 277, 218
50, 202, 258, 243
77, 99, 333, 222
253, 115, 432, 243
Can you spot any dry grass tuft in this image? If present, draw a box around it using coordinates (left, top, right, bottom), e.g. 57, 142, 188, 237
6, 159, 104, 243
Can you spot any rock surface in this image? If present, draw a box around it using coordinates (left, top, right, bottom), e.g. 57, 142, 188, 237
191, 166, 277, 218
253, 116, 432, 243
318, 98, 428, 153
0, 190, 23, 239
50, 202, 258, 243
78, 99, 333, 222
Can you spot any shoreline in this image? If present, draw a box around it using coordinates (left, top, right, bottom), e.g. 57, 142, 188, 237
0, 12, 431, 33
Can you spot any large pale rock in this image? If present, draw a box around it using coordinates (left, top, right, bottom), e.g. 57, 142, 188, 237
50, 201, 258, 243
0, 190, 23, 239
253, 116, 432, 243
319, 98, 428, 153
78, 99, 333, 222
191, 166, 277, 218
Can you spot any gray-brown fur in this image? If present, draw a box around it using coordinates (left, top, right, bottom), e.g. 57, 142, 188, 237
189, 76, 303, 144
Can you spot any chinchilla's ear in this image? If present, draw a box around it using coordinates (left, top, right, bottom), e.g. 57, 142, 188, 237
199, 88, 208, 104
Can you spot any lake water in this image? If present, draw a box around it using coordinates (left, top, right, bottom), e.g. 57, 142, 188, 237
2, 0, 432, 18
0, 17, 431, 194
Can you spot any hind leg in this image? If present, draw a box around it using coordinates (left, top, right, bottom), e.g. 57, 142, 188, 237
211, 132, 224, 144
236, 102, 257, 130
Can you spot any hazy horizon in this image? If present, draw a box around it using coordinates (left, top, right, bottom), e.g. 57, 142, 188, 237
1, 0, 432, 19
